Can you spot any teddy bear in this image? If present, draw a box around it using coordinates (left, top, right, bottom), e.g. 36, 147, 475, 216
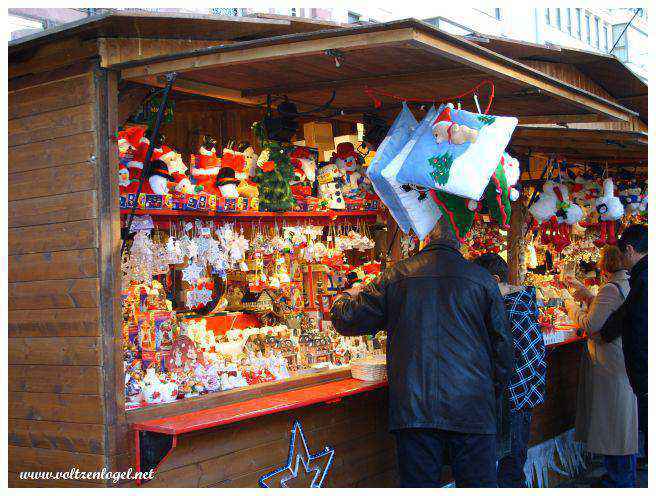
432, 104, 478, 146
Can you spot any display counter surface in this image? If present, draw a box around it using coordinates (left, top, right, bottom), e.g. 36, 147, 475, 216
133, 377, 387, 435
546, 334, 586, 350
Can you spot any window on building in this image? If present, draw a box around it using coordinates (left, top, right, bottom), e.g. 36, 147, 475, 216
545, 8, 551, 25
476, 8, 502, 20
290, 8, 297, 17
612, 23, 629, 61
566, 8, 572, 34
348, 11, 361, 24
585, 13, 591, 44
595, 17, 600, 48
604, 24, 609, 51
576, 8, 582, 39
556, 8, 561, 30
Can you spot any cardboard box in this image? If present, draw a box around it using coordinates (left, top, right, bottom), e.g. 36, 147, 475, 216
303, 121, 334, 153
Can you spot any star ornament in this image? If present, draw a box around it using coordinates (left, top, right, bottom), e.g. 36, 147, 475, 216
259, 420, 335, 488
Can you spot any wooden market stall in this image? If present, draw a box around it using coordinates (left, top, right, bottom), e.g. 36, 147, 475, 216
8, 13, 645, 488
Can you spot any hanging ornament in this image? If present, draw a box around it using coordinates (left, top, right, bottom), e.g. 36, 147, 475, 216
182, 258, 205, 284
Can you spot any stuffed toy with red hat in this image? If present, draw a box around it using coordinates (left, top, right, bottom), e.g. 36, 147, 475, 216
290, 147, 317, 183
432, 103, 479, 146
190, 135, 221, 195
290, 163, 312, 198
332, 142, 363, 199
160, 149, 199, 195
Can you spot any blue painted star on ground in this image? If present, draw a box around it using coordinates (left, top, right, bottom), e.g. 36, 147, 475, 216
259, 420, 335, 488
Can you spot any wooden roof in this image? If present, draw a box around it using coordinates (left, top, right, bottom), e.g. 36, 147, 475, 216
8, 10, 340, 55
508, 126, 648, 161
117, 19, 638, 126
470, 34, 648, 124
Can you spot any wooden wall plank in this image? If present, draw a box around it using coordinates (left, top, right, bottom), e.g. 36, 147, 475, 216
8, 445, 105, 474
9, 419, 105, 454
9, 337, 101, 366
8, 308, 100, 338
9, 103, 95, 147
9, 249, 99, 282
9, 365, 102, 394
9, 73, 94, 120
9, 132, 95, 174
9, 278, 100, 310
9, 219, 98, 255
9, 190, 98, 228
9, 162, 98, 201
9, 392, 104, 424
9, 38, 99, 79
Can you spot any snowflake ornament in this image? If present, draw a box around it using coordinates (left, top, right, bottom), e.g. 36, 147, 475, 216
181, 258, 205, 284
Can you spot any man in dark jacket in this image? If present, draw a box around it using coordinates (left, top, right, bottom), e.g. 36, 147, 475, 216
601, 224, 648, 462
330, 218, 513, 487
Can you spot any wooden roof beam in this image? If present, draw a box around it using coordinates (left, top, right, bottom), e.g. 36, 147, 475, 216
120, 22, 637, 124
410, 30, 636, 123
241, 67, 482, 97
120, 27, 416, 79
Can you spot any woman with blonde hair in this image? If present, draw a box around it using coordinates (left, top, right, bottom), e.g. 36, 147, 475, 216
564, 245, 638, 487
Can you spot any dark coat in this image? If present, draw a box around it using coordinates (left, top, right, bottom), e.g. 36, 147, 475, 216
602, 256, 648, 396
329, 240, 513, 434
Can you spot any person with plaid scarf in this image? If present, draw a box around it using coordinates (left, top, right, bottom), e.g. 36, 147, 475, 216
474, 253, 547, 487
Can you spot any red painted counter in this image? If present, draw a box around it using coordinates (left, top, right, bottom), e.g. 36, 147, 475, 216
133, 377, 387, 435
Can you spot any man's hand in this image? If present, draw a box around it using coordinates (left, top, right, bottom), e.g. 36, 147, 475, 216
344, 285, 363, 298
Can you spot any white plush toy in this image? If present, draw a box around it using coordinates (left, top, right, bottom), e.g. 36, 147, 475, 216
501, 153, 521, 201
432, 103, 479, 145
317, 163, 346, 210
160, 150, 197, 195
595, 178, 624, 246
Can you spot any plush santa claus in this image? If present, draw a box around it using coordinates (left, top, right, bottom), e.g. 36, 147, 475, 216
290, 164, 312, 198
160, 149, 197, 195
290, 147, 316, 183
190, 136, 221, 195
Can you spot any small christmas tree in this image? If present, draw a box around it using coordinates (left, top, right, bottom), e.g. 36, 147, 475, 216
252, 122, 296, 212
429, 151, 454, 186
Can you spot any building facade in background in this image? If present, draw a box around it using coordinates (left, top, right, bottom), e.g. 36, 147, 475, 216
8, 6, 648, 80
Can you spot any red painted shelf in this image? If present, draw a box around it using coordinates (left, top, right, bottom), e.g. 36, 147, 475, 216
120, 209, 380, 222
132, 377, 387, 435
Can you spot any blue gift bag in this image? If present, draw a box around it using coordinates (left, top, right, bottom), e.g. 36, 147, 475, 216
366, 103, 418, 232
380, 107, 442, 240
395, 104, 517, 201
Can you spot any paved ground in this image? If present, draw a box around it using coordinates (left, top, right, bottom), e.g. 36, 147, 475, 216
557, 456, 647, 488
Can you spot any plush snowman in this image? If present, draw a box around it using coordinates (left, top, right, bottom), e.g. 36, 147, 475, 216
141, 159, 173, 195
317, 163, 346, 210
215, 167, 241, 198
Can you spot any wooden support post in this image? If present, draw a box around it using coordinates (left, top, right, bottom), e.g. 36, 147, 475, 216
508, 192, 528, 286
